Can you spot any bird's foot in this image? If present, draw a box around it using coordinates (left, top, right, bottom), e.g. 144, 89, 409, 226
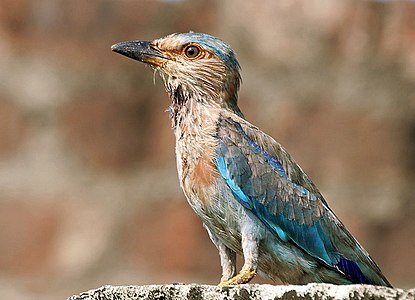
218, 269, 256, 287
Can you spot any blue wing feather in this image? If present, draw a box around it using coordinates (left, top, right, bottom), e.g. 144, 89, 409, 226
215, 150, 335, 265
216, 156, 252, 210
214, 116, 391, 286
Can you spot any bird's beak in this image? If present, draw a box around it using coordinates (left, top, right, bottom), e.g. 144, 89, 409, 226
111, 40, 169, 67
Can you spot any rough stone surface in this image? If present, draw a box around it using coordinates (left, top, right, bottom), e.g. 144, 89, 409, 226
68, 284, 415, 300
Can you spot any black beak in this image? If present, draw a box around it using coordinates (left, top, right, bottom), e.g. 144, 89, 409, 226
111, 40, 168, 65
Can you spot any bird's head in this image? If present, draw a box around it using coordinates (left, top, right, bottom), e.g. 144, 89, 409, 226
111, 32, 241, 113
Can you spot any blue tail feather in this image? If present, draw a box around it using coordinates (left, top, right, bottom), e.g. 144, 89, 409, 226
337, 258, 370, 284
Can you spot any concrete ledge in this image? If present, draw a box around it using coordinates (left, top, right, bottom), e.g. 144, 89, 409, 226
68, 283, 415, 300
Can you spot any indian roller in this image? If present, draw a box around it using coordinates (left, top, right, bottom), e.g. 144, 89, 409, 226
111, 32, 392, 287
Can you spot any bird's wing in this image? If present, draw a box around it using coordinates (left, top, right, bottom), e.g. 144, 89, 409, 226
214, 116, 391, 286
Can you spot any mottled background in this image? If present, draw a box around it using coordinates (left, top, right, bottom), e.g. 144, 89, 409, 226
0, 0, 414, 299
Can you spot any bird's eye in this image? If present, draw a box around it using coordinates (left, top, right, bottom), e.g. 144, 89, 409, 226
184, 45, 201, 59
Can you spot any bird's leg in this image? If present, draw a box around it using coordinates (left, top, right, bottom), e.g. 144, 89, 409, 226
219, 232, 258, 286
204, 226, 237, 283
218, 243, 237, 283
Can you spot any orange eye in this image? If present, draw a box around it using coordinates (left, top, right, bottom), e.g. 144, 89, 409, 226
184, 45, 201, 59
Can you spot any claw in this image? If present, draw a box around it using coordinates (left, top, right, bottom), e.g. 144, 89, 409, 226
218, 269, 256, 286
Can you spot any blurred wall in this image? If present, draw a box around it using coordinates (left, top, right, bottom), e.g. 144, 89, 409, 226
0, 0, 414, 299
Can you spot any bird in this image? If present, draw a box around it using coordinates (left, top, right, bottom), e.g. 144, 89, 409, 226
111, 32, 392, 287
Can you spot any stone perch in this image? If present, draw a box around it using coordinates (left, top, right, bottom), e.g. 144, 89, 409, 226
68, 284, 414, 300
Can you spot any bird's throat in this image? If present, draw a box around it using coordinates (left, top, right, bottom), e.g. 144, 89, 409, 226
167, 84, 189, 128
